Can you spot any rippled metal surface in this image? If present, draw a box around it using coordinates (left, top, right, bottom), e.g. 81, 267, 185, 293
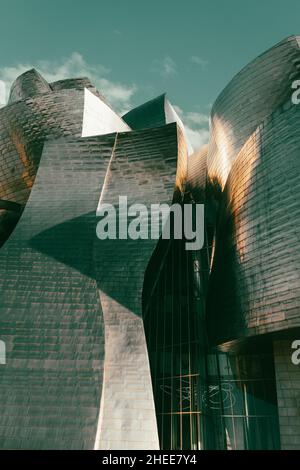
0, 69, 186, 449
206, 35, 300, 345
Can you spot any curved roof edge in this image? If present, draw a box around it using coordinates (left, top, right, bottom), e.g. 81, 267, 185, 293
8, 68, 51, 104
211, 35, 300, 116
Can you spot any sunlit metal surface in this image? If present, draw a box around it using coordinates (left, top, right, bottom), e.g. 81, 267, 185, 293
206, 36, 300, 345
0, 68, 186, 449
0, 36, 299, 450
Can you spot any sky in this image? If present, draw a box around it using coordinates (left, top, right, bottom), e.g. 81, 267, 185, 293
0, 0, 300, 149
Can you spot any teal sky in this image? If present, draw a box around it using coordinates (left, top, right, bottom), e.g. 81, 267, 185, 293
0, 0, 300, 147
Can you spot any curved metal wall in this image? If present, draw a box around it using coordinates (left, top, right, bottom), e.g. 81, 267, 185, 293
0, 124, 186, 448
0, 135, 115, 449
207, 96, 300, 345
2, 36, 299, 448
122, 94, 193, 154
94, 123, 187, 449
207, 35, 300, 190
0, 69, 130, 247
122, 94, 167, 130
0, 68, 187, 448
206, 36, 300, 346
0, 77, 85, 206
8, 69, 52, 103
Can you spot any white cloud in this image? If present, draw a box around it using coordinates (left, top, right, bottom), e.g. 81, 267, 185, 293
190, 55, 207, 68
173, 105, 210, 150
150, 56, 177, 79
185, 127, 210, 150
0, 52, 210, 149
162, 56, 177, 76
183, 111, 209, 126
0, 52, 137, 112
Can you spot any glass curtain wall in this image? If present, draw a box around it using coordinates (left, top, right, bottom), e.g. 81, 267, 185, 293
143, 203, 280, 450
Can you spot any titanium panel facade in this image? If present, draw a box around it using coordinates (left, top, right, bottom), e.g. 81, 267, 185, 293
123, 93, 193, 154
0, 71, 85, 207
1, 36, 300, 449
207, 98, 300, 344
206, 36, 300, 343
207, 36, 300, 189
204, 36, 300, 449
94, 123, 186, 449
0, 67, 186, 448
0, 135, 114, 449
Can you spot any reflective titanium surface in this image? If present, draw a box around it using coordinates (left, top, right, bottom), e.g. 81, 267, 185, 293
0, 36, 299, 449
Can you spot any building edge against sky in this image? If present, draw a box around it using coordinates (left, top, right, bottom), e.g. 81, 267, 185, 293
0, 35, 299, 449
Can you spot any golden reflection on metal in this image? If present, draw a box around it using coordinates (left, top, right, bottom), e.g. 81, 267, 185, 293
174, 125, 188, 198
209, 115, 233, 190
10, 130, 33, 190
227, 131, 261, 262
